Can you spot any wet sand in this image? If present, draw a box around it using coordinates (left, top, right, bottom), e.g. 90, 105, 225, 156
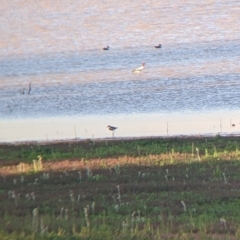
1, 110, 240, 143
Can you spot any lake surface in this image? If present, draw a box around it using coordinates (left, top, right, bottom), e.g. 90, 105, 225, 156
0, 0, 240, 142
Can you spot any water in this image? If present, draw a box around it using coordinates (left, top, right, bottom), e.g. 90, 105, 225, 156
0, 0, 240, 141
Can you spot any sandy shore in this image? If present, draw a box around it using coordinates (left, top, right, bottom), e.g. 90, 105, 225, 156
1, 110, 240, 143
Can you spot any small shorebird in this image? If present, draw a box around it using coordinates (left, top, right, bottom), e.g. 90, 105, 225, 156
103, 46, 110, 50
107, 125, 117, 137
155, 44, 162, 48
132, 62, 145, 73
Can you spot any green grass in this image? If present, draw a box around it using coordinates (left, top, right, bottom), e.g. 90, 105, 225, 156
1, 135, 240, 163
1, 136, 240, 239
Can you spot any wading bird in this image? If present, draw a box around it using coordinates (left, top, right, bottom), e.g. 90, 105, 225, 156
103, 46, 110, 50
132, 62, 145, 73
155, 44, 162, 48
107, 125, 117, 137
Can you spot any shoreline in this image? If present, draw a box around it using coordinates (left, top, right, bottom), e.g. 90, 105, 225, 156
1, 131, 240, 147
0, 110, 240, 143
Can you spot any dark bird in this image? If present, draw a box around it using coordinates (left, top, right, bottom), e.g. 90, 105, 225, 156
107, 125, 118, 137
103, 46, 110, 50
155, 44, 162, 48
132, 62, 145, 73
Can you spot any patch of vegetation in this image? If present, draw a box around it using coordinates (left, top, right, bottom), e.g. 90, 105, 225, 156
0, 136, 240, 239
0, 136, 240, 163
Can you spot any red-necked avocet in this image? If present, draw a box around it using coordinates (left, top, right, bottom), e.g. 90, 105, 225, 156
132, 62, 145, 73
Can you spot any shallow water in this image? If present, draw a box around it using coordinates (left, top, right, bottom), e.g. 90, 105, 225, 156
0, 1, 240, 141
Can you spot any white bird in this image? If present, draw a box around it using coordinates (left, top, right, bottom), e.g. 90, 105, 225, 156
132, 62, 145, 73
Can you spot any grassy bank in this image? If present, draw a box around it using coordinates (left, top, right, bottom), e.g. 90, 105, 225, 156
1, 135, 240, 163
1, 136, 240, 239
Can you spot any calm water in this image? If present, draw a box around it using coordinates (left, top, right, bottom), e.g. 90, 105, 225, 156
0, 0, 240, 141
